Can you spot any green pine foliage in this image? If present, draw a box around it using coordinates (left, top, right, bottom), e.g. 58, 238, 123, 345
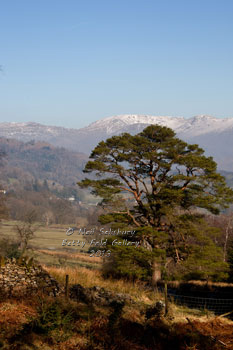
103, 243, 154, 281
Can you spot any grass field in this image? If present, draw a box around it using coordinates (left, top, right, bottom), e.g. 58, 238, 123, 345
0, 220, 86, 250
0, 219, 100, 268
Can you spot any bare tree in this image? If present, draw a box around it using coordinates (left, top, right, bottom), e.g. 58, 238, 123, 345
14, 210, 40, 256
223, 215, 233, 262
207, 213, 233, 262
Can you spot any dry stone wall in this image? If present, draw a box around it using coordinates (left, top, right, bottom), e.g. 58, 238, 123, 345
0, 257, 60, 298
69, 284, 133, 306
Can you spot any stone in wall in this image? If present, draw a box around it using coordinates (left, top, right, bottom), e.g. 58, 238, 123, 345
0, 257, 60, 298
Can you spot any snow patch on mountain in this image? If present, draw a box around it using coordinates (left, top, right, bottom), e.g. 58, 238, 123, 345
82, 114, 233, 137
85, 114, 186, 135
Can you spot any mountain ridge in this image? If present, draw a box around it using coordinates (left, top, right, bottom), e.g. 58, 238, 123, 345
1, 114, 233, 170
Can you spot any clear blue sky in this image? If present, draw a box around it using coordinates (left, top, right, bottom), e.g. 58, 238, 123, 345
1, 0, 233, 128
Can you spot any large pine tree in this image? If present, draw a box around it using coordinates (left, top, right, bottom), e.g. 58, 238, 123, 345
78, 125, 233, 283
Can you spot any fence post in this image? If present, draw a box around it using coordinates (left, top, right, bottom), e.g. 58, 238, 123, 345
164, 282, 168, 316
65, 274, 69, 299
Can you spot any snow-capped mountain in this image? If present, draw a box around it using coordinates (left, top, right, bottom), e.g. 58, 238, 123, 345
0, 115, 233, 170
85, 115, 186, 134
84, 114, 233, 136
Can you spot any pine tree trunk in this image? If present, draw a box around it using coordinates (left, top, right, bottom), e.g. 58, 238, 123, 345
152, 260, 161, 288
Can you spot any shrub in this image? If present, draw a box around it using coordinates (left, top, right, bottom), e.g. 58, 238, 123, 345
33, 297, 75, 335
0, 238, 21, 259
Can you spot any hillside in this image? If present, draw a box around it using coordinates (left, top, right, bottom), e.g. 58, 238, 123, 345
0, 138, 94, 224
0, 137, 87, 189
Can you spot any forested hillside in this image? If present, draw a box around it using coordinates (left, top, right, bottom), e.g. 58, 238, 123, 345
0, 137, 103, 224
0, 137, 87, 188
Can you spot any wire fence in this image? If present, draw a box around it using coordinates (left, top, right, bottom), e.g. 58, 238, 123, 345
167, 292, 233, 316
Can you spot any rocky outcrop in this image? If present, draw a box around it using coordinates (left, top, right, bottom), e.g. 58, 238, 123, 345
0, 257, 60, 297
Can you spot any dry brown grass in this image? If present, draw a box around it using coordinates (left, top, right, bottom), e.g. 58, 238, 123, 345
168, 303, 233, 325
0, 291, 232, 350
43, 265, 158, 303
39, 249, 102, 264
0, 299, 38, 339
43, 265, 233, 324
175, 317, 233, 349
167, 280, 233, 288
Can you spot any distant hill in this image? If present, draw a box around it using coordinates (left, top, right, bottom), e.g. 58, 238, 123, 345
0, 137, 88, 190
1, 114, 233, 170
0, 138, 96, 223
219, 170, 233, 188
